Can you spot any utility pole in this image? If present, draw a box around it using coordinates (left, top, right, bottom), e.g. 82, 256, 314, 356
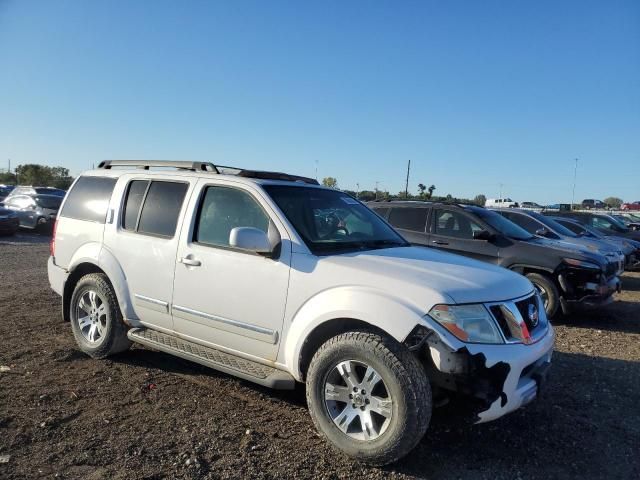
315, 160, 319, 181
571, 158, 578, 210
404, 160, 411, 198
499, 183, 503, 200
375, 181, 379, 200
356, 183, 360, 199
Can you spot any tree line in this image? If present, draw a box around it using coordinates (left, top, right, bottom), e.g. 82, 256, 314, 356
322, 177, 487, 205
0, 164, 74, 190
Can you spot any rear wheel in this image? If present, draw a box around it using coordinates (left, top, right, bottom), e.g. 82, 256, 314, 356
306, 331, 431, 465
70, 273, 131, 358
526, 272, 560, 318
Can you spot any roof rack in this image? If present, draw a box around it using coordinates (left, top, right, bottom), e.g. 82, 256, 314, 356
98, 160, 219, 172
97, 160, 319, 185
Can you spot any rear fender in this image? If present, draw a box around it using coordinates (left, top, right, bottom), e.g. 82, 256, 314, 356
68, 243, 139, 322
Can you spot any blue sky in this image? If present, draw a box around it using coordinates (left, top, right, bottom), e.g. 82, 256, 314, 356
0, 0, 638, 203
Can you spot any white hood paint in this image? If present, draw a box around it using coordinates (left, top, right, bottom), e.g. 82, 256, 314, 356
312, 246, 534, 306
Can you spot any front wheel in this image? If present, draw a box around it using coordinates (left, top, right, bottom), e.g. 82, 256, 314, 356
526, 272, 560, 318
306, 331, 431, 465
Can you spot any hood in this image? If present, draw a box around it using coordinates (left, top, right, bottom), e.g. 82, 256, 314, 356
527, 236, 608, 267
318, 246, 534, 305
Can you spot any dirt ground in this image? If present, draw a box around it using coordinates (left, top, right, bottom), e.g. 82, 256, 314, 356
1, 233, 639, 479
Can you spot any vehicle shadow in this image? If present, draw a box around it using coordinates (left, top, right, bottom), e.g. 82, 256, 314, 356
553, 299, 640, 335
112, 346, 309, 407
382, 351, 640, 479
621, 274, 640, 292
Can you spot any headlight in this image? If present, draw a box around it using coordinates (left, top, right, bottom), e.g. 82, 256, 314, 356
428, 304, 504, 344
563, 258, 601, 270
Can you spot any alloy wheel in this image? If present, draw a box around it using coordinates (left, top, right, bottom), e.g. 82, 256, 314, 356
323, 360, 393, 441
75, 290, 107, 344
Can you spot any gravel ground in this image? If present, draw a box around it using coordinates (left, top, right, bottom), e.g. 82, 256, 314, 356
0, 238, 639, 479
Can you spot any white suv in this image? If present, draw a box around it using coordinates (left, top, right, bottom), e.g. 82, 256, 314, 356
48, 160, 554, 465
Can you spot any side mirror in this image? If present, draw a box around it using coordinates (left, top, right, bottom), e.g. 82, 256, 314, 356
535, 227, 550, 237
229, 227, 273, 255
472, 230, 493, 241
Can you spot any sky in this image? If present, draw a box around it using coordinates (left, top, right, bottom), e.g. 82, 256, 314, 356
0, 0, 638, 204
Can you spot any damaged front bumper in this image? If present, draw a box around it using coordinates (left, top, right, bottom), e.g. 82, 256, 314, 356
559, 273, 621, 314
411, 302, 555, 423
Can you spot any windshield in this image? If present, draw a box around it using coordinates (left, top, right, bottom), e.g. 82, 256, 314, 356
528, 211, 578, 237
263, 186, 408, 254
471, 207, 533, 240
35, 195, 63, 209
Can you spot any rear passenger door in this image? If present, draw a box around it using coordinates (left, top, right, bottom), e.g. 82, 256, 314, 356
386, 207, 429, 245
428, 208, 500, 263
103, 176, 195, 332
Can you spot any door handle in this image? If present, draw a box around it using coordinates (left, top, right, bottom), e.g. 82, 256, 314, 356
179, 256, 201, 267
432, 240, 449, 246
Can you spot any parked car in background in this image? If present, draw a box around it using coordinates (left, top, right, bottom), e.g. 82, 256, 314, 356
520, 202, 542, 209
3, 194, 62, 230
547, 211, 640, 242
47, 161, 555, 465
485, 198, 519, 208
0, 185, 15, 203
612, 214, 640, 231
0, 205, 19, 235
369, 201, 620, 318
581, 199, 606, 210
621, 201, 640, 211
6, 186, 66, 199
493, 209, 624, 275
550, 216, 640, 271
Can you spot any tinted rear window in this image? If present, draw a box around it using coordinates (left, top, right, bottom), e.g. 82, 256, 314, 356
60, 176, 117, 223
137, 181, 188, 237
122, 180, 149, 231
388, 207, 428, 232
35, 195, 63, 210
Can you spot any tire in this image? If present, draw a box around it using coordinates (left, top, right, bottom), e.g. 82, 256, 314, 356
306, 331, 431, 466
70, 273, 131, 358
526, 272, 560, 318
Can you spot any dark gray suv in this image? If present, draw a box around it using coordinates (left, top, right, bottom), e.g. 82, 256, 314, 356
368, 201, 621, 318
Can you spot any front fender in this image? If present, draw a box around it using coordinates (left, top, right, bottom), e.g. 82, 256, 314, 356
282, 286, 431, 380
68, 243, 139, 322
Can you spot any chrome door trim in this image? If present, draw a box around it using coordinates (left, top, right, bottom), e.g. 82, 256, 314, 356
172, 304, 278, 344
134, 294, 169, 314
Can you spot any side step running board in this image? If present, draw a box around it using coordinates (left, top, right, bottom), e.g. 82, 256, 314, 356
127, 328, 295, 390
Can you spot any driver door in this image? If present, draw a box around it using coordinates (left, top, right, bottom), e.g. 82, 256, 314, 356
428, 208, 500, 263
171, 180, 292, 361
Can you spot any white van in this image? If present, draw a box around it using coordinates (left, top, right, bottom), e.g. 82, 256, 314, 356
485, 198, 519, 208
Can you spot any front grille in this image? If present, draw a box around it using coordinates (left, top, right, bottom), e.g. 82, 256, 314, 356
514, 296, 540, 332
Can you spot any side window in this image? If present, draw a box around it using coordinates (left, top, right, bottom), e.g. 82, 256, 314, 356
60, 176, 117, 223
372, 207, 390, 219
122, 180, 149, 231
592, 217, 613, 229
388, 208, 428, 232
505, 213, 542, 235
434, 210, 482, 239
137, 182, 189, 237
195, 186, 269, 248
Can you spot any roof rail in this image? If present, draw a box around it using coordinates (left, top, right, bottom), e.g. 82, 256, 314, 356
237, 170, 319, 185
98, 160, 219, 172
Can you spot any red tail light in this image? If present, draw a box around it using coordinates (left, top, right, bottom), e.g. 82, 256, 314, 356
50, 220, 57, 257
